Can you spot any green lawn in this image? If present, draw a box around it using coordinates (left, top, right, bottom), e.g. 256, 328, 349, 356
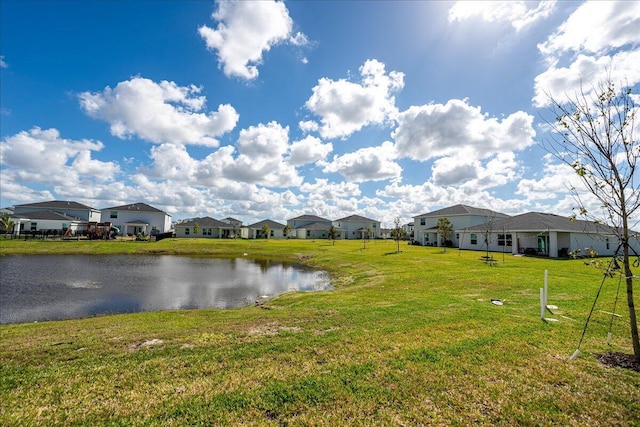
1, 238, 639, 426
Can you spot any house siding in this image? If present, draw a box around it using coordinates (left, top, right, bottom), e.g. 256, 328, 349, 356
101, 204, 171, 236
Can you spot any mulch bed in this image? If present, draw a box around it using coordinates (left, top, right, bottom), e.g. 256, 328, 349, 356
594, 352, 640, 372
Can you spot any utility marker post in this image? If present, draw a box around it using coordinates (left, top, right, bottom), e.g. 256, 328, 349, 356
541, 270, 559, 322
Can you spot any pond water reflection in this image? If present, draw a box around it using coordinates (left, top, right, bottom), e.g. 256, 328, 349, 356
0, 255, 331, 324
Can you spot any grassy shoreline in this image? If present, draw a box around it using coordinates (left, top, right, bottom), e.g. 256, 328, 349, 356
1, 238, 639, 426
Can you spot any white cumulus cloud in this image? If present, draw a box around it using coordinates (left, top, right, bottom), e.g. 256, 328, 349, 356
534, 1, 640, 107
305, 59, 404, 139
287, 135, 333, 166
79, 76, 238, 146
320, 141, 402, 182
199, 0, 307, 80
0, 127, 119, 187
392, 99, 536, 162
448, 1, 556, 31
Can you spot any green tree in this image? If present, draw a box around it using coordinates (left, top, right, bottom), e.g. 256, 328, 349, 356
545, 76, 639, 362
391, 217, 406, 253
193, 222, 200, 236
261, 224, 271, 239
283, 224, 291, 238
436, 217, 452, 253
328, 225, 338, 245
0, 214, 15, 237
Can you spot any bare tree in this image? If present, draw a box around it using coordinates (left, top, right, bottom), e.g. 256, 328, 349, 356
545, 76, 639, 362
391, 217, 406, 253
482, 215, 494, 261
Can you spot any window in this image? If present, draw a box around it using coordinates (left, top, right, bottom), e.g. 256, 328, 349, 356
497, 234, 512, 246
456, 233, 459, 240
30, 222, 37, 231
270, 230, 274, 237
185, 228, 190, 235
606, 238, 610, 250
110, 211, 118, 219
420, 218, 426, 226
470, 234, 477, 245
203, 228, 212, 236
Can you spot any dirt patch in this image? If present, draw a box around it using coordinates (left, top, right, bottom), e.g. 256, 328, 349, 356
128, 339, 164, 351
595, 352, 640, 372
248, 324, 303, 336
294, 253, 314, 261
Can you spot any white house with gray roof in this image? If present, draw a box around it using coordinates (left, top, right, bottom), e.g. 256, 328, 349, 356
458, 212, 640, 258
11, 200, 100, 235
413, 204, 510, 247
287, 214, 333, 239
100, 202, 172, 237
333, 214, 380, 240
242, 219, 286, 239
13, 200, 101, 222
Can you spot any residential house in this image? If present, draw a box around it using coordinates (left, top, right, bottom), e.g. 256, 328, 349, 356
12, 200, 101, 235
413, 204, 510, 247
403, 222, 414, 239
458, 212, 640, 258
9, 211, 84, 236
175, 217, 236, 238
333, 214, 381, 240
221, 217, 243, 228
287, 214, 333, 239
241, 219, 286, 239
101, 202, 172, 237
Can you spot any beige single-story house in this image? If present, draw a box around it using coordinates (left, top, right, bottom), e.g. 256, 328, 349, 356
175, 217, 237, 238
241, 219, 286, 239
458, 212, 640, 258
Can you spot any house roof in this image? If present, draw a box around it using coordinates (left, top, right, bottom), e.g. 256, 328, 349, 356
176, 217, 230, 228
462, 212, 617, 234
102, 202, 170, 216
335, 214, 379, 223
15, 210, 82, 222
14, 200, 98, 211
247, 219, 285, 229
415, 204, 509, 219
290, 214, 330, 222
222, 217, 242, 224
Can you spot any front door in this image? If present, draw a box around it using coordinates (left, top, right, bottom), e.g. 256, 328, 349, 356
537, 235, 549, 255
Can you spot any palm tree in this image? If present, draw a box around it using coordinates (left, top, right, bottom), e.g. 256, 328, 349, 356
0, 214, 15, 237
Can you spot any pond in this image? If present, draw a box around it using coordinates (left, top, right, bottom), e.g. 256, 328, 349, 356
0, 255, 331, 324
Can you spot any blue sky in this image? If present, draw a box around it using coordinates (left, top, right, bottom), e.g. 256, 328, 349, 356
1, 1, 639, 227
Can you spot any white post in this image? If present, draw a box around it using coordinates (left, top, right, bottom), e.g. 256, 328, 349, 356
540, 288, 546, 321
544, 270, 549, 307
